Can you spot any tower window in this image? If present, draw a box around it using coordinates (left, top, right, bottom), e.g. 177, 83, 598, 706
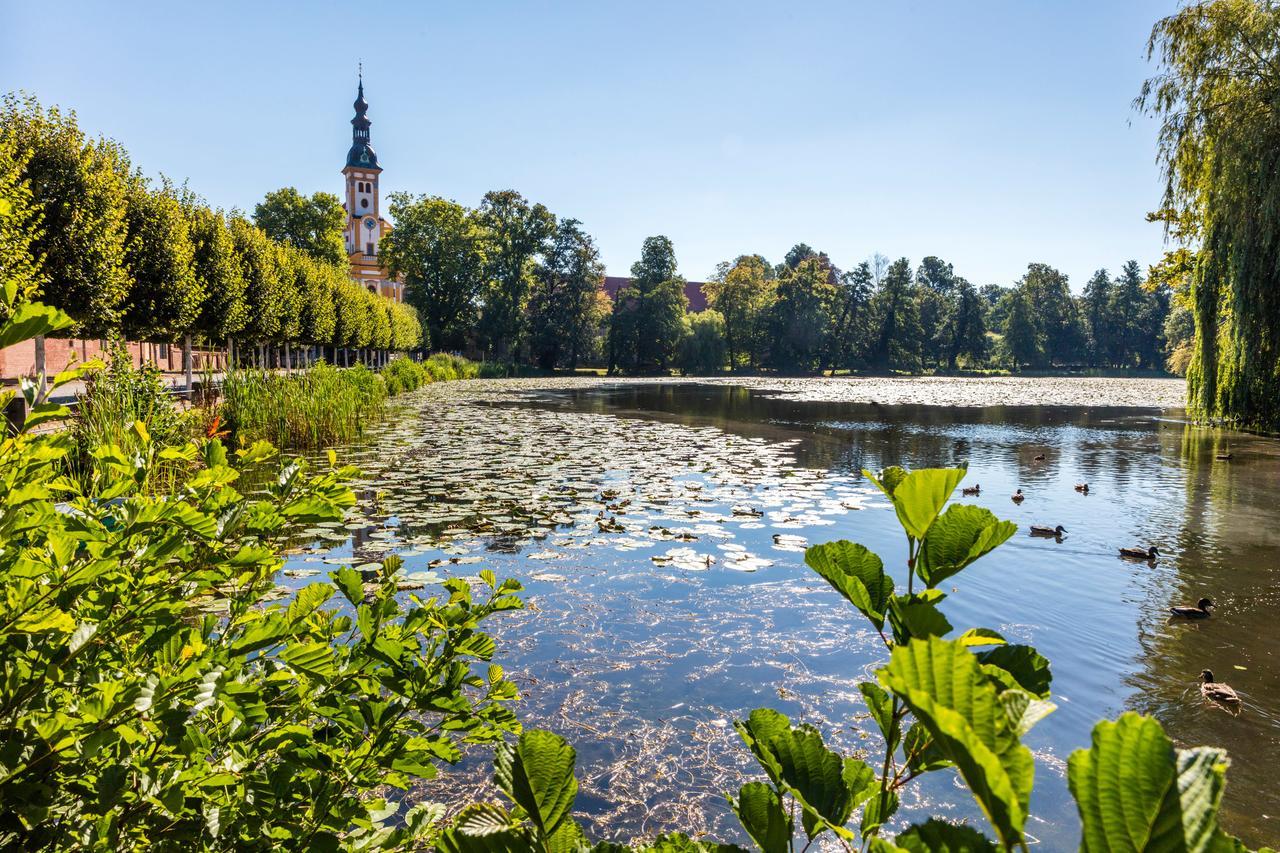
361, 198, 368, 208
366, 242, 374, 256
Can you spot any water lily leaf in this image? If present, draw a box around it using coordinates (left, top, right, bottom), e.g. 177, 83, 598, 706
882, 637, 1033, 848
493, 730, 578, 838
730, 782, 790, 853
918, 504, 1017, 588
978, 645, 1053, 699
804, 540, 893, 630
889, 468, 967, 541
1068, 712, 1247, 853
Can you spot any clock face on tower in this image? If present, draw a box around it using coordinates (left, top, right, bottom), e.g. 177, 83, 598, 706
364, 217, 376, 231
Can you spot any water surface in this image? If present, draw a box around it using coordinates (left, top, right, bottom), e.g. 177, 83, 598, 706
285, 378, 1280, 848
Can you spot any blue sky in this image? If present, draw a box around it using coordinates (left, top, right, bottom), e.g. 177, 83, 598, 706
4, 1, 1177, 289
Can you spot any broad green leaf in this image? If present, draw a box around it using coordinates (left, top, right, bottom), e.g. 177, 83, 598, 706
978, 645, 1053, 699
877, 819, 998, 852
918, 504, 1017, 587
332, 566, 364, 605
0, 301, 73, 349
646, 833, 750, 852
890, 468, 968, 540
860, 682, 898, 751
1069, 712, 1235, 852
863, 466, 909, 499
861, 787, 899, 837
888, 591, 953, 642
882, 637, 1033, 848
804, 540, 894, 630
999, 690, 1057, 737
13, 607, 76, 634
903, 722, 953, 773
730, 782, 790, 853
545, 818, 588, 853
493, 729, 578, 838
22, 402, 71, 430
956, 628, 1006, 648
735, 708, 791, 783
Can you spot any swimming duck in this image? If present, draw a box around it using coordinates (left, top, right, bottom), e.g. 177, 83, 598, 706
1033, 453, 1046, 461
962, 484, 981, 496
1011, 489, 1025, 504
1216, 451, 1233, 460
1074, 483, 1089, 494
1030, 524, 1067, 538
1170, 598, 1214, 619
1200, 670, 1241, 706
1119, 545, 1159, 560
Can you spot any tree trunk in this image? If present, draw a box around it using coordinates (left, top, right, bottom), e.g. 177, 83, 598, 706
33, 335, 46, 401
183, 334, 193, 393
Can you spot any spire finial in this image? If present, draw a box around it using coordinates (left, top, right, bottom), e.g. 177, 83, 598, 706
357, 61, 363, 96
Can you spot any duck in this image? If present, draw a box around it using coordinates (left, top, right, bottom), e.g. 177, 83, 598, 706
1030, 524, 1067, 538
1119, 545, 1160, 561
1216, 452, 1233, 461
1074, 483, 1089, 494
1199, 669, 1241, 707
1170, 597, 1214, 619
1011, 489, 1025, 504
961, 484, 981, 496
1033, 453, 1046, 461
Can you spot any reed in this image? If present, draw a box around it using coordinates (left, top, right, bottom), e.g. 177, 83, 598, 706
220, 362, 387, 449
380, 353, 499, 395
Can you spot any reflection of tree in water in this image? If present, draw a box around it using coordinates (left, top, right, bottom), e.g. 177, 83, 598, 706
1125, 423, 1280, 848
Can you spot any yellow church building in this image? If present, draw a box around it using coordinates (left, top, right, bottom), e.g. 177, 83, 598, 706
342, 75, 403, 301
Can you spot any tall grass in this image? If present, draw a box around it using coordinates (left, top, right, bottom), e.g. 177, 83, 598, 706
380, 353, 503, 395
221, 362, 386, 449
69, 342, 196, 492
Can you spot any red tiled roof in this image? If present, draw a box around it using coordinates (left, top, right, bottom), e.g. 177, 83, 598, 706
602, 276, 707, 312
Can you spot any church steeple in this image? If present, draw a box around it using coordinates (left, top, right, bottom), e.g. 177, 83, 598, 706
346, 66, 378, 169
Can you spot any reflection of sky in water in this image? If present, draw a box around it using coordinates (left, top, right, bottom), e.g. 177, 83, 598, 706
283, 380, 1280, 849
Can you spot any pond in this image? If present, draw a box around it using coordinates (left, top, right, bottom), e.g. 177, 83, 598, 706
279, 377, 1280, 848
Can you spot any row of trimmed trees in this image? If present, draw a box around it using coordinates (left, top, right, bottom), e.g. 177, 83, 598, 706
0, 94, 421, 372
605, 238, 1176, 375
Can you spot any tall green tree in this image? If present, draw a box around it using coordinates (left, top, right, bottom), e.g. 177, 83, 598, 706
528, 218, 607, 370
915, 256, 957, 367
608, 235, 687, 373
229, 216, 285, 349
381, 193, 486, 351
184, 204, 248, 343
0, 130, 45, 317
1081, 268, 1112, 365
1001, 289, 1041, 370
677, 309, 728, 374
1105, 260, 1149, 367
475, 190, 555, 362
824, 261, 874, 371
1140, 0, 1280, 428
940, 278, 987, 369
252, 187, 347, 267
121, 181, 201, 341
766, 256, 836, 371
703, 254, 775, 370
1017, 262, 1083, 365
1, 94, 131, 335
871, 257, 923, 370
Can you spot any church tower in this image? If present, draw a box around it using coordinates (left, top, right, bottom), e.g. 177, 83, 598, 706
342, 70, 402, 301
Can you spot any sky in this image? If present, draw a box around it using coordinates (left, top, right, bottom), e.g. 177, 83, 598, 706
4, 1, 1179, 289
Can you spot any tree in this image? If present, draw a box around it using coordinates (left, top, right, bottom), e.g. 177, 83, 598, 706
1001, 289, 1040, 370
528, 218, 607, 370
766, 256, 836, 371
184, 204, 248, 343
380, 193, 486, 351
1017, 263, 1083, 365
1, 94, 131, 335
824, 261, 874, 371
474, 190, 555, 362
0, 130, 45, 318
677, 309, 728, 374
608, 236, 687, 373
229, 216, 285, 354
120, 181, 201, 341
940, 278, 987, 369
871, 257, 923, 370
252, 187, 347, 267
1081, 268, 1112, 365
703, 254, 774, 370
1105, 260, 1149, 367
298, 252, 338, 347
1140, 0, 1280, 428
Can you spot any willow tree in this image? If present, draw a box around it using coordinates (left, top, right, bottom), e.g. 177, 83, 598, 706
1141, 0, 1280, 430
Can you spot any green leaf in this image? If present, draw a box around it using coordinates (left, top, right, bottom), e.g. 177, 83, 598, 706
332, 566, 364, 605
735, 708, 791, 784
956, 628, 1006, 648
730, 782, 790, 853
804, 540, 894, 630
493, 729, 579, 838
999, 690, 1057, 737
890, 468, 968, 541
646, 833, 750, 852
23, 402, 72, 430
903, 722, 953, 773
888, 591, 953, 642
977, 645, 1053, 699
864, 466, 909, 500
879, 819, 998, 852
918, 504, 1017, 588
860, 682, 899, 751
882, 637, 1034, 848
0, 301, 74, 349
1069, 712, 1235, 852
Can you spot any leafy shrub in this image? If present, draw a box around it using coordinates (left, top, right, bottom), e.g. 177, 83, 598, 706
0, 294, 525, 850
220, 362, 387, 448
382, 355, 429, 395
68, 338, 196, 491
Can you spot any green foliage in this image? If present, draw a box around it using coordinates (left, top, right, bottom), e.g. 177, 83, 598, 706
380, 353, 482, 395
704, 254, 775, 371
608, 235, 688, 373
253, 186, 348, 267
382, 193, 487, 351
0, 127, 46, 317
1, 92, 131, 335
528, 218, 609, 370
872, 257, 923, 370
0, 297, 525, 849
184, 202, 249, 342
678, 309, 728, 374
475, 190, 555, 362
121, 180, 202, 340
766, 256, 837, 372
220, 363, 387, 449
